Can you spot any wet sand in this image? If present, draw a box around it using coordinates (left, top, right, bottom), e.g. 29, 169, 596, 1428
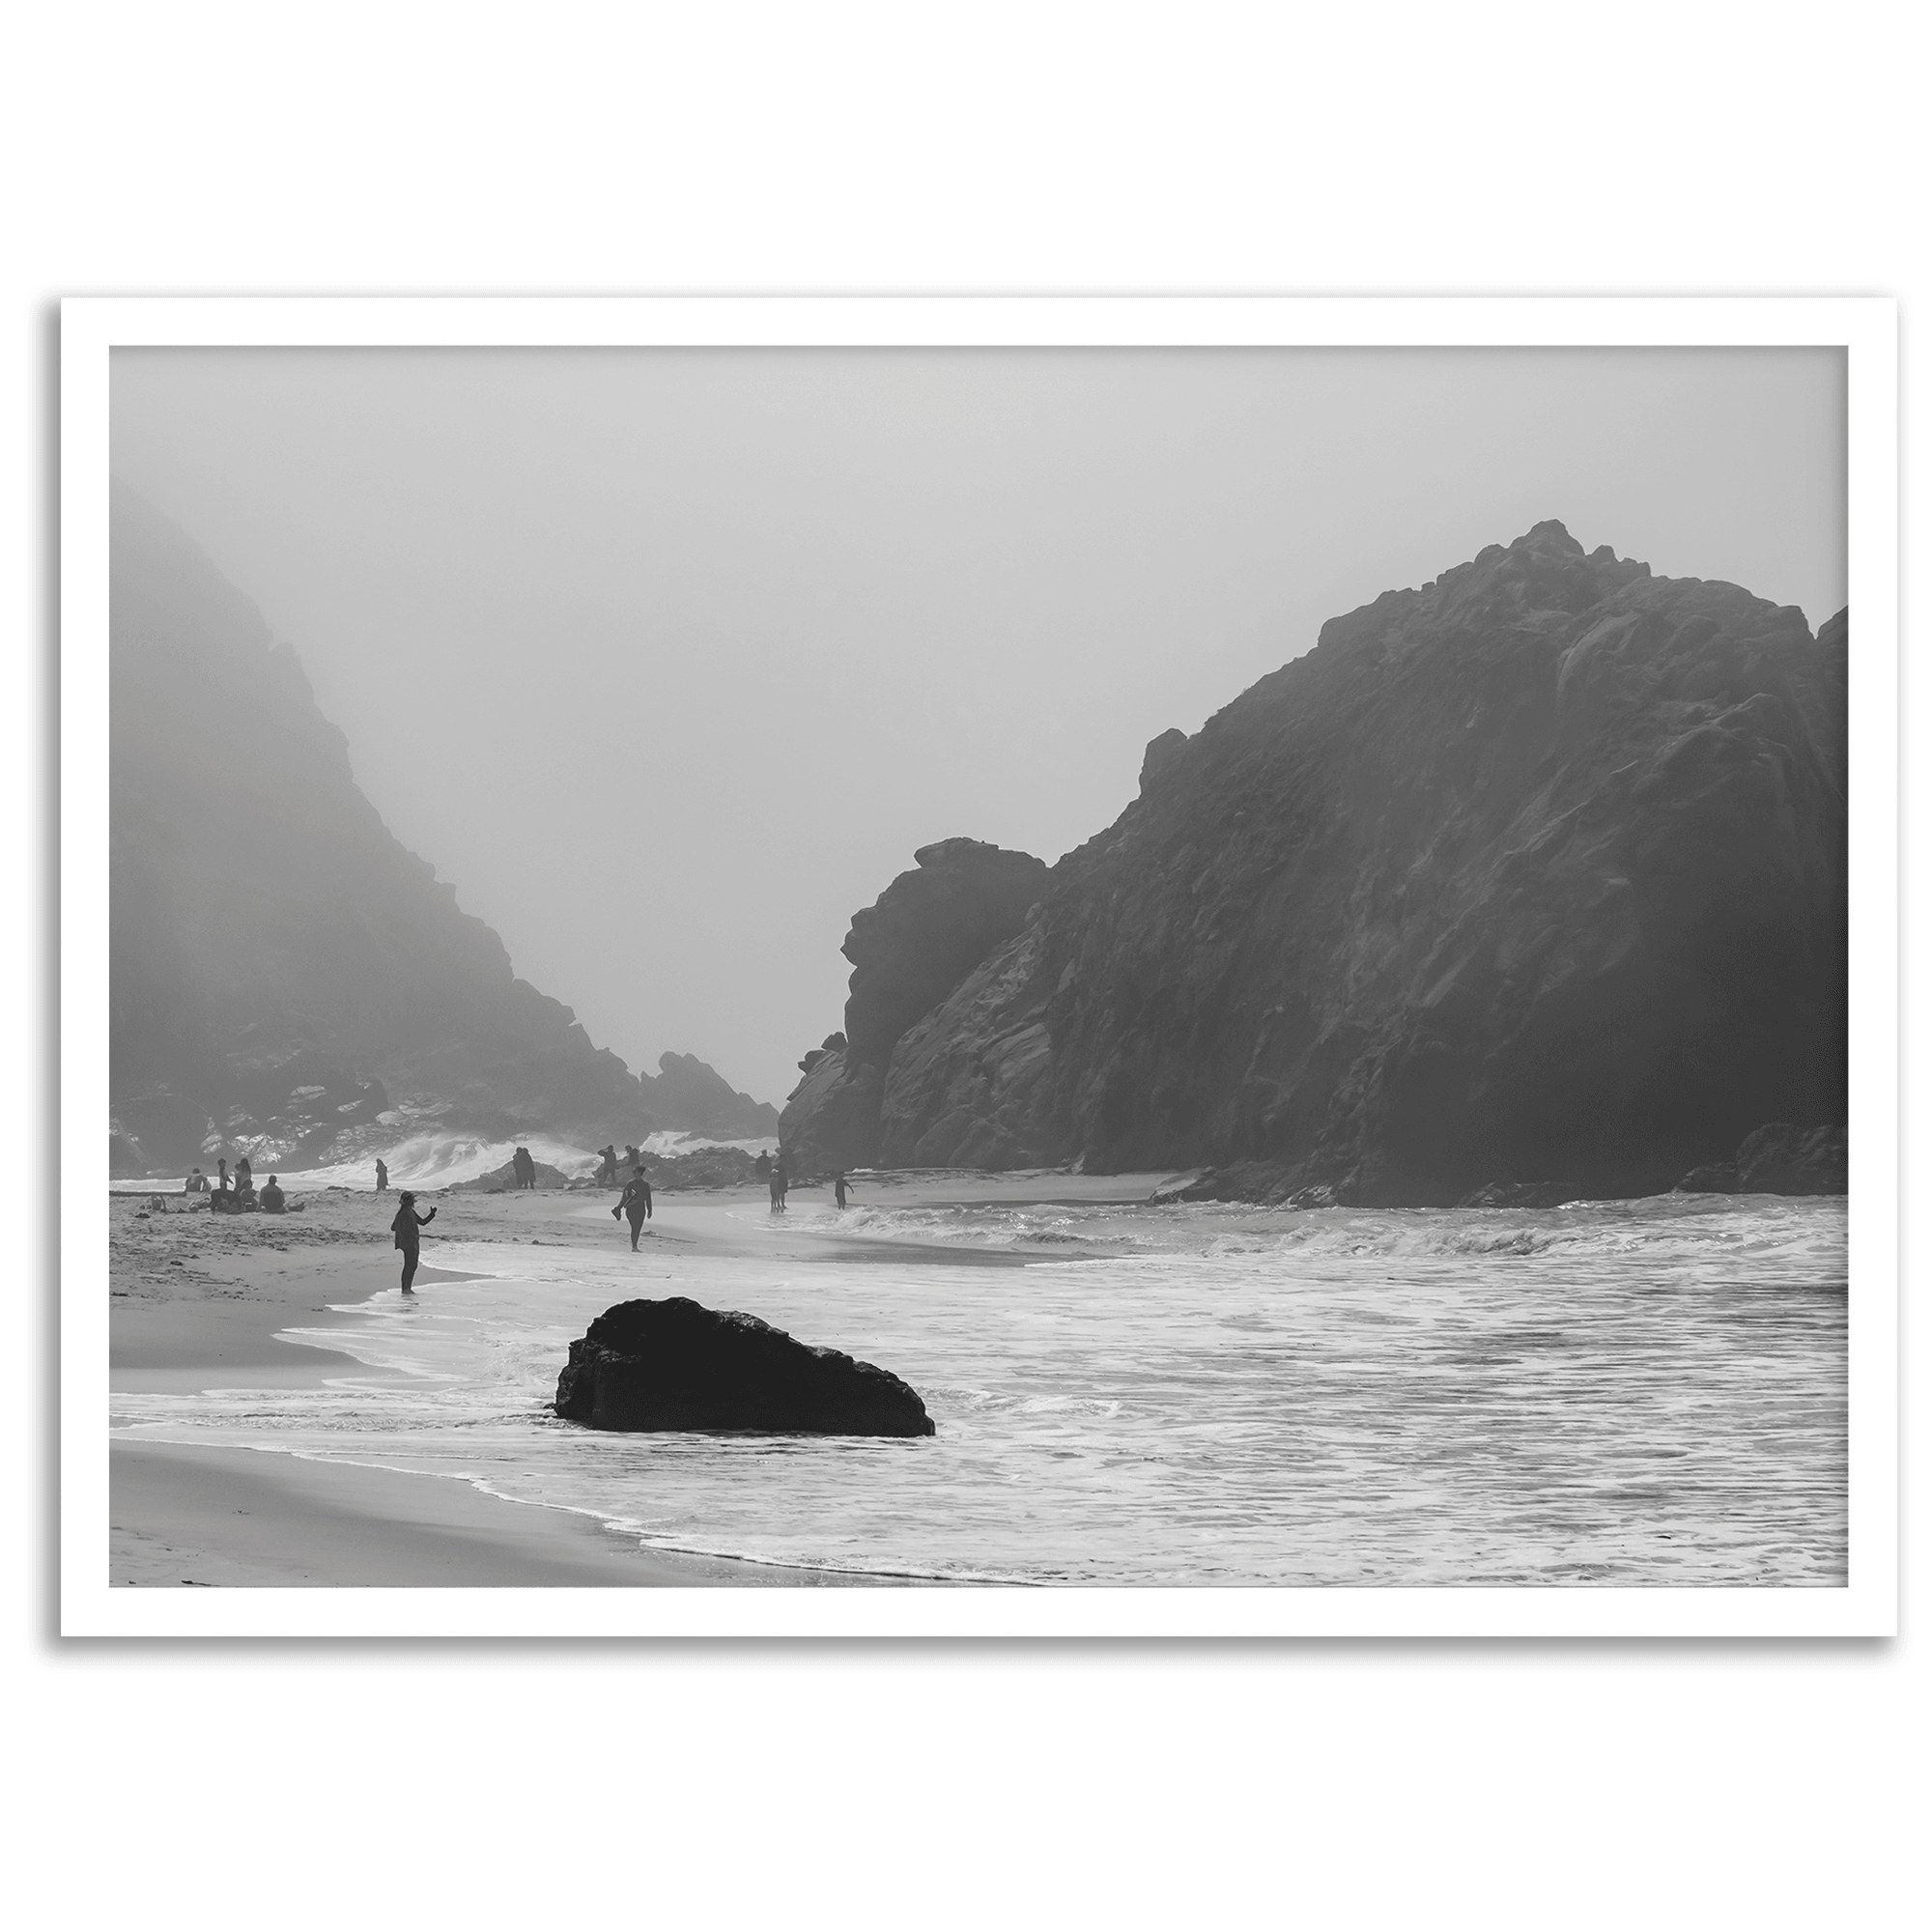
107, 1169, 1183, 1586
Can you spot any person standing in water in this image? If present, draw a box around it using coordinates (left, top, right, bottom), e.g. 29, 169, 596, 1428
834, 1171, 856, 1209
390, 1191, 438, 1294
375, 1158, 389, 1192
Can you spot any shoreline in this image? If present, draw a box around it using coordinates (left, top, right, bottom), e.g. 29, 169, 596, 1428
110, 1440, 880, 1587
108, 1170, 1188, 1587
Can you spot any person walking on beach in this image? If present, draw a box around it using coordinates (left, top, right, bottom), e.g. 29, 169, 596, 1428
390, 1191, 438, 1294
612, 1168, 653, 1249
375, 1158, 388, 1192
767, 1156, 786, 1213
834, 1171, 856, 1210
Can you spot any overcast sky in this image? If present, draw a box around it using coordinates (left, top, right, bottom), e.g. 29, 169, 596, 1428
110, 346, 1846, 1106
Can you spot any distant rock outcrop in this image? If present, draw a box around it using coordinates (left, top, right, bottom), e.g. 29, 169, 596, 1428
109, 483, 772, 1174
1674, 1122, 1847, 1196
553, 1296, 936, 1435
860, 524, 1848, 1203
779, 838, 1048, 1173
638, 1052, 780, 1138
451, 1155, 577, 1193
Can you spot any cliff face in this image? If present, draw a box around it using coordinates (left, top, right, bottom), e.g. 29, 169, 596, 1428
109, 485, 771, 1172
872, 523, 1848, 1202
778, 838, 1048, 1171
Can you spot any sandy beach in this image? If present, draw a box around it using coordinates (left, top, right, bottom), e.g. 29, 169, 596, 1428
109, 1167, 1179, 1586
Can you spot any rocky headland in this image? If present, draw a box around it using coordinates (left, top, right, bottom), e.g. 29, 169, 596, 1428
110, 484, 775, 1175
778, 838, 1049, 1173
781, 523, 1847, 1204
554, 1296, 936, 1435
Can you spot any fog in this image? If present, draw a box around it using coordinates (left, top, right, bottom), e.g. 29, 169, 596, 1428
110, 346, 1846, 1105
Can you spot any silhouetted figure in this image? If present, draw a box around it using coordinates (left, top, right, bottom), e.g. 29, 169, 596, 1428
236, 1155, 253, 1196
613, 1169, 654, 1248
184, 1167, 207, 1194
391, 1191, 437, 1294
513, 1145, 536, 1190
768, 1156, 786, 1213
775, 1152, 790, 1207
754, 1151, 773, 1182
595, 1145, 618, 1186
260, 1177, 286, 1212
834, 1172, 856, 1209
375, 1158, 389, 1192
216, 1157, 230, 1194
624, 1143, 643, 1175
210, 1157, 237, 1213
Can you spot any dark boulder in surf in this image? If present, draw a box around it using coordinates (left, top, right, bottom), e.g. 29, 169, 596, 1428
553, 1296, 936, 1436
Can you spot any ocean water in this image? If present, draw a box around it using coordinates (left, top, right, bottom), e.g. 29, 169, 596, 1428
109, 1193, 1848, 1585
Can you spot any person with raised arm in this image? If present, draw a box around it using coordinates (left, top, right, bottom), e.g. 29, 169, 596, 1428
390, 1190, 438, 1294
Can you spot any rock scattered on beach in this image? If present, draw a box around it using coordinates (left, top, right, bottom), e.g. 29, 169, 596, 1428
554, 1296, 936, 1436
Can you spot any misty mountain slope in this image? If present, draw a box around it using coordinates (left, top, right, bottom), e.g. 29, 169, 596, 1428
109, 483, 775, 1172
867, 522, 1847, 1202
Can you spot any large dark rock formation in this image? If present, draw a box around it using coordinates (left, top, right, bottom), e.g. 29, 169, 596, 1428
553, 1296, 936, 1435
866, 523, 1848, 1202
109, 484, 771, 1174
779, 838, 1048, 1172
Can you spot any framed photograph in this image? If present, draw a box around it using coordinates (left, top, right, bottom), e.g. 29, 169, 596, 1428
62, 296, 1897, 1637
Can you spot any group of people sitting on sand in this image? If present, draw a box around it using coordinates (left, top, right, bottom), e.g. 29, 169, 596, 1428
186, 1155, 287, 1213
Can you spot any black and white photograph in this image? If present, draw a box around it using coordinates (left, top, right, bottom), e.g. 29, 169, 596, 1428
65, 304, 1892, 1631
15, 11, 1925, 1929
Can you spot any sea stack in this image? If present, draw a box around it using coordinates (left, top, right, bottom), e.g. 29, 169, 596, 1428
794, 525, 1848, 1204
554, 1297, 937, 1436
